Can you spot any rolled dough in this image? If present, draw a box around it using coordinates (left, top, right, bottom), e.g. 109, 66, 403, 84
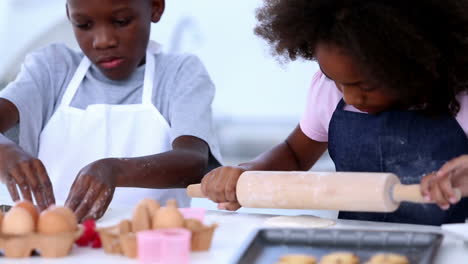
263, 215, 336, 228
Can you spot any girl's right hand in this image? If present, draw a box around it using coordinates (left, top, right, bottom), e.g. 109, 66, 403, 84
0, 143, 55, 210
200, 165, 245, 211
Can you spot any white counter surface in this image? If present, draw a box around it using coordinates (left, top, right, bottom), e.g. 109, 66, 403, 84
0, 208, 466, 264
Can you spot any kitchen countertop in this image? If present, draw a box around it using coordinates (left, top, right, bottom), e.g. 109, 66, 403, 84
0, 208, 466, 264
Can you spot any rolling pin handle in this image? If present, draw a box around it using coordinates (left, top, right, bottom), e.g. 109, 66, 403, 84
187, 184, 206, 198
392, 184, 462, 204
392, 184, 427, 203
453, 189, 463, 203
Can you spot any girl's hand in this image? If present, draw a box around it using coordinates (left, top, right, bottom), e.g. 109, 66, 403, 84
65, 158, 119, 223
200, 166, 245, 211
421, 155, 468, 210
0, 143, 55, 210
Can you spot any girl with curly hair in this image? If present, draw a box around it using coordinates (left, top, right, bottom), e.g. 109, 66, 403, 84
200, 0, 468, 225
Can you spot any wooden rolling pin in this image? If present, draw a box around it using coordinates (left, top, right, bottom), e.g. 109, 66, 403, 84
187, 171, 461, 212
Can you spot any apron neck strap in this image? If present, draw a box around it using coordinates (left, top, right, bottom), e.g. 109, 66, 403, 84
142, 41, 161, 105
60, 40, 162, 107
60, 57, 92, 107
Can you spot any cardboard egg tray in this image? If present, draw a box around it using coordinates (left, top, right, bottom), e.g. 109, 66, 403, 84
98, 219, 217, 258
0, 226, 83, 258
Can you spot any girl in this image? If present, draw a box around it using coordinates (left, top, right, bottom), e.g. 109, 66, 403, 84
0, 0, 221, 222
201, 0, 468, 225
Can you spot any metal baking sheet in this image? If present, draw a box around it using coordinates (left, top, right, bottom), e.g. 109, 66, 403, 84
232, 228, 443, 264
0, 205, 11, 213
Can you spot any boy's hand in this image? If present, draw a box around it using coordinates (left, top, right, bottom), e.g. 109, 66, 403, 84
200, 165, 245, 211
0, 143, 55, 210
421, 155, 468, 210
65, 158, 118, 223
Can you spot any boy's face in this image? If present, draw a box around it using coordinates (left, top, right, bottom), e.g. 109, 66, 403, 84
67, 0, 164, 80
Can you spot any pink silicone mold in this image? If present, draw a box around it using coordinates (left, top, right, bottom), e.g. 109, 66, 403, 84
137, 229, 191, 264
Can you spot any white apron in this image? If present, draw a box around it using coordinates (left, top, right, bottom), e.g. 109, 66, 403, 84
37, 41, 190, 208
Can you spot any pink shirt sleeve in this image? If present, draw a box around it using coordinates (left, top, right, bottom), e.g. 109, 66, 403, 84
299, 71, 343, 142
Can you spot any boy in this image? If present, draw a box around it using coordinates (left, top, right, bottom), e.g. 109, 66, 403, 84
0, 0, 221, 222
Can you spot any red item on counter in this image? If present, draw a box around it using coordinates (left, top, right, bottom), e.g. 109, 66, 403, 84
75, 219, 102, 248
83, 219, 96, 230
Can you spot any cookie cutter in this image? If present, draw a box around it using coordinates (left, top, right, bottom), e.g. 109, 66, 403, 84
137, 228, 191, 264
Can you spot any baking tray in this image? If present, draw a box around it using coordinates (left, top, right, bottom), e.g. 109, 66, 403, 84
232, 228, 443, 264
0, 205, 11, 213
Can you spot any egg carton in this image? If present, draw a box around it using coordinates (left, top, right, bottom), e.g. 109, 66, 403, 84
98, 219, 217, 258
0, 227, 83, 258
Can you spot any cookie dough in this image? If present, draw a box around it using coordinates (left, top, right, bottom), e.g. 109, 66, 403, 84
264, 215, 336, 228
366, 253, 409, 264
319, 252, 360, 264
277, 254, 317, 264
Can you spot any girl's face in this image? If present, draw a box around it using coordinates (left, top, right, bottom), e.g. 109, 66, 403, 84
67, 0, 164, 81
316, 43, 398, 114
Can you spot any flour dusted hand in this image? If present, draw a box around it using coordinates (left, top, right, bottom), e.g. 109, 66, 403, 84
0, 143, 54, 210
65, 158, 120, 223
421, 155, 468, 210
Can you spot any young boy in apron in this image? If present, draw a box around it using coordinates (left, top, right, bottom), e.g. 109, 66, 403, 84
0, 0, 221, 222
200, 0, 468, 225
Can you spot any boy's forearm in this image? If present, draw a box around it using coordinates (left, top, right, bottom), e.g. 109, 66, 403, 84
115, 149, 208, 189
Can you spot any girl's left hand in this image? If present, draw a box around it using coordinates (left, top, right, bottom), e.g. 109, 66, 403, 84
65, 158, 120, 223
420, 155, 468, 210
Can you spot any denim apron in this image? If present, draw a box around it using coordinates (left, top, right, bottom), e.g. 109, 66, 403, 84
328, 99, 468, 225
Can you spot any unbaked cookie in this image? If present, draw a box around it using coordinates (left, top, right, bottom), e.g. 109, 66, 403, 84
366, 253, 409, 264
277, 254, 317, 264
319, 252, 359, 264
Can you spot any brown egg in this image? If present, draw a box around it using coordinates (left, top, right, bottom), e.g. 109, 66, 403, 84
14, 200, 39, 224
139, 198, 160, 218
48, 206, 78, 229
0, 211, 3, 230
2, 207, 35, 235
153, 199, 184, 229
38, 208, 76, 234
132, 202, 151, 232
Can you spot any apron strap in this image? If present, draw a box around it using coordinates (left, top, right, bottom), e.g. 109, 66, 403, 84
142, 41, 162, 105
60, 57, 92, 107
61, 40, 162, 107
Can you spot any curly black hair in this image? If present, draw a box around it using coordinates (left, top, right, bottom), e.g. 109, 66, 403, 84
255, 0, 468, 115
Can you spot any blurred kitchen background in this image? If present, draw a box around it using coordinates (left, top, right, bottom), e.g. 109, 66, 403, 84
0, 0, 336, 218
